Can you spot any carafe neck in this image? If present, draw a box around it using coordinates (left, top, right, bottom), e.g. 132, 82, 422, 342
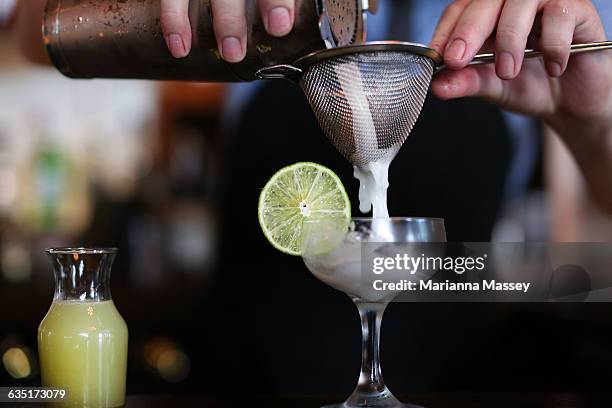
47, 248, 117, 302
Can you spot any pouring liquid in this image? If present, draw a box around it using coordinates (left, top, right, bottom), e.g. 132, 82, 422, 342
337, 61, 398, 227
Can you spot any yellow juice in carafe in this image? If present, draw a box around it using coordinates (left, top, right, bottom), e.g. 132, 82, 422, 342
38, 300, 128, 408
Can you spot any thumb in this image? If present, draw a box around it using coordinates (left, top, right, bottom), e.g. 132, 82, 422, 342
431, 65, 503, 101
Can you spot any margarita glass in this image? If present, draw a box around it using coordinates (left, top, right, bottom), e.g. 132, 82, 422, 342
303, 217, 446, 408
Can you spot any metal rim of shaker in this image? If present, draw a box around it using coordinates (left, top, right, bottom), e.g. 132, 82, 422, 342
46, 247, 119, 255
317, 0, 366, 49
293, 41, 444, 69
43, 0, 74, 77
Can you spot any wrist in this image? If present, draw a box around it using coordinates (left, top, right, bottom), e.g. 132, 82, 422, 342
543, 95, 612, 150
548, 111, 612, 159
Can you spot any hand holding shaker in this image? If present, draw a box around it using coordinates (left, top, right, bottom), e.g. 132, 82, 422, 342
43, 0, 370, 81
38, 248, 128, 408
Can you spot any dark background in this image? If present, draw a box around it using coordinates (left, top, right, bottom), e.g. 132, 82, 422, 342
1, 3, 612, 397
1, 74, 612, 399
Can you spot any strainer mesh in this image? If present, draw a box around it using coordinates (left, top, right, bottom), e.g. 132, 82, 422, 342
300, 51, 435, 167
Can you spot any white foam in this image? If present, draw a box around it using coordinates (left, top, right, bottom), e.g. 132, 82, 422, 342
353, 147, 399, 219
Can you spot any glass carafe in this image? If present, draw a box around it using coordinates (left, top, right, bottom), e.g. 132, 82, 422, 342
38, 248, 128, 408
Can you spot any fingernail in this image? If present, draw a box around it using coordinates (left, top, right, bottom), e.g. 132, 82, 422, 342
166, 33, 187, 58
267, 7, 292, 36
497, 52, 516, 79
445, 39, 467, 61
546, 61, 562, 77
221, 36, 244, 62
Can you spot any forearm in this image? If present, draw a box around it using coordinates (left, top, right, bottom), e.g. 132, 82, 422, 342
555, 118, 612, 215
11, 0, 49, 64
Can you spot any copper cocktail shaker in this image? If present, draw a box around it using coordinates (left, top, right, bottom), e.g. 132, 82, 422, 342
43, 0, 370, 81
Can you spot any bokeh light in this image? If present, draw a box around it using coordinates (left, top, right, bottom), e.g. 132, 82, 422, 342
2, 347, 31, 379
143, 337, 190, 382
156, 349, 190, 383
1, 240, 31, 283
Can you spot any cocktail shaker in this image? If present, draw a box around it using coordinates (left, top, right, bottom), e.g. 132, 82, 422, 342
43, 0, 370, 81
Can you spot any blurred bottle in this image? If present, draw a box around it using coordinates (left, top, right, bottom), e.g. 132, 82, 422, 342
0, 127, 17, 215
15, 117, 90, 235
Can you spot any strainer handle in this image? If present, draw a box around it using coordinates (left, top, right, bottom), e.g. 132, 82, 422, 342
467, 41, 612, 66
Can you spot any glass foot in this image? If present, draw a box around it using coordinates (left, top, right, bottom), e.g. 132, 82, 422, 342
323, 390, 424, 408
323, 403, 423, 408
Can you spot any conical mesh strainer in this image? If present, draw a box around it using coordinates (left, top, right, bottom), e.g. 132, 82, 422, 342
300, 50, 435, 167
256, 40, 612, 168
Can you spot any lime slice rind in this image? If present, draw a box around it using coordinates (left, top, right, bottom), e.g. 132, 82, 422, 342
258, 162, 351, 256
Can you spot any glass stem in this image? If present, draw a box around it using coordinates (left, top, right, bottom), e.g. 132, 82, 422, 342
345, 300, 400, 407
355, 301, 388, 393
